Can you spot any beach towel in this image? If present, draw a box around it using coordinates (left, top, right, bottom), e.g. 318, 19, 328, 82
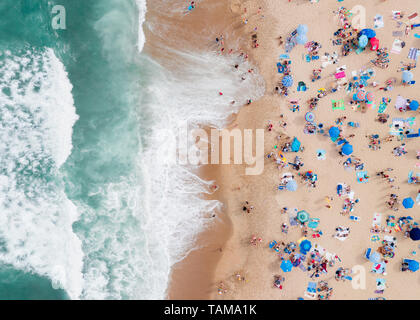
332, 99, 345, 110
378, 101, 387, 113
392, 31, 403, 37
356, 171, 368, 183
372, 213, 382, 227
391, 39, 403, 54
375, 278, 386, 293
304, 282, 317, 299
316, 149, 326, 160
349, 215, 360, 222
308, 218, 320, 229
374, 14, 384, 29
335, 71, 346, 79
288, 209, 298, 226
372, 262, 386, 274
371, 235, 380, 242
408, 48, 420, 61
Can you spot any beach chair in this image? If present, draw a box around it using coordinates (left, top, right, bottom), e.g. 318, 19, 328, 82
304, 282, 317, 299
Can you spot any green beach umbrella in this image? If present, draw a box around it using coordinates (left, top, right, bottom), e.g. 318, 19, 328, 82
297, 210, 310, 223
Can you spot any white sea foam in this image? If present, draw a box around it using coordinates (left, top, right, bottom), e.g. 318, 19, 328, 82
136, 0, 147, 52
0, 48, 83, 299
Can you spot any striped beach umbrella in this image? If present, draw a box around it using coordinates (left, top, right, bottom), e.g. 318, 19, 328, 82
366, 92, 374, 102
356, 90, 365, 101
305, 112, 315, 122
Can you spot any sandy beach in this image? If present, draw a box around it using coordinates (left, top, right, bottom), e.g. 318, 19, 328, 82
168, 0, 420, 300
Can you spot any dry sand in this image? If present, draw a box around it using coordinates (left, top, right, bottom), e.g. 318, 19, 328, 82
169, 0, 420, 300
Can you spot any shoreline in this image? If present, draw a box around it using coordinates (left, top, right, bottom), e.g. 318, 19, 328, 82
141, 0, 262, 299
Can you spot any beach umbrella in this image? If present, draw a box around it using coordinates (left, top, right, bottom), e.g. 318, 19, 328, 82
299, 239, 312, 254
297, 210, 310, 223
406, 259, 420, 272
356, 90, 366, 101
297, 24, 308, 35
366, 92, 374, 103
409, 100, 419, 111
358, 35, 368, 48
395, 95, 408, 109
280, 260, 293, 272
296, 33, 308, 45
360, 28, 376, 39
291, 137, 301, 152
286, 179, 298, 191
369, 251, 381, 264
329, 126, 340, 138
341, 143, 353, 156
410, 228, 420, 241
305, 112, 315, 122
402, 70, 413, 83
282, 75, 293, 87
402, 197, 415, 209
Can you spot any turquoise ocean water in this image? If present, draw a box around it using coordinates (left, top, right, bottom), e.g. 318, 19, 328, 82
0, 0, 264, 299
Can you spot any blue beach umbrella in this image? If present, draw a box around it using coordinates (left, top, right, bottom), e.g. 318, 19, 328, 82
409, 100, 419, 111
329, 126, 340, 138
286, 180, 298, 191
296, 33, 308, 45
369, 251, 381, 264
280, 260, 293, 272
341, 143, 353, 155
359, 28, 376, 39
402, 197, 414, 209
410, 228, 420, 241
300, 239, 312, 254
402, 71, 413, 83
282, 75, 293, 87
405, 259, 420, 272
297, 24, 308, 35
358, 35, 368, 48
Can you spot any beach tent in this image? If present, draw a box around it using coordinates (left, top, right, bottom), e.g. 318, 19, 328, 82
358, 35, 368, 48
299, 239, 312, 254
297, 24, 308, 35
402, 197, 414, 209
402, 71, 414, 83
359, 28, 376, 39
370, 37, 379, 51
282, 75, 293, 87
280, 260, 293, 272
409, 100, 419, 111
341, 143, 353, 155
291, 137, 301, 152
329, 126, 340, 138
286, 180, 298, 191
410, 228, 420, 241
404, 259, 419, 272
297, 210, 310, 223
